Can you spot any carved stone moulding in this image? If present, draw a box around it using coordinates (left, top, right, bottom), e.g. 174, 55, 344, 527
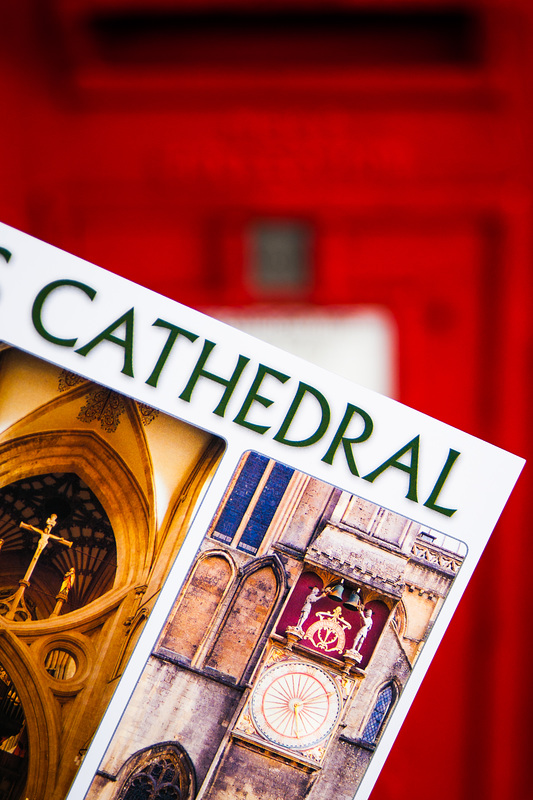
306, 526, 405, 600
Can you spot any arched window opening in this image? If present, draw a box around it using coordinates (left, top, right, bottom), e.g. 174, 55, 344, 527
205, 561, 279, 681
0, 473, 116, 619
159, 553, 233, 661
118, 745, 195, 800
122, 758, 182, 800
361, 683, 395, 744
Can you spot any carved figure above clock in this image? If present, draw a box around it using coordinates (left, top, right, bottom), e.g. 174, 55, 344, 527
276, 571, 389, 668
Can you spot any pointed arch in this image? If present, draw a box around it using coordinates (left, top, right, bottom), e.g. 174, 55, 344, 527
0, 471, 117, 617
204, 554, 287, 682
121, 395, 157, 518
392, 599, 408, 639
0, 631, 60, 800
0, 430, 151, 589
360, 680, 399, 745
113, 741, 196, 800
158, 550, 236, 662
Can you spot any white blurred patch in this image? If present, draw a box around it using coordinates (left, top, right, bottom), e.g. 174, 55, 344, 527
210, 308, 397, 398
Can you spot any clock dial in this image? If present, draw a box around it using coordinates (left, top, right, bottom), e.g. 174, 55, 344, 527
250, 661, 342, 750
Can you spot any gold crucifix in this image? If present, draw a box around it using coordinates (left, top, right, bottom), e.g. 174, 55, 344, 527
5, 514, 73, 620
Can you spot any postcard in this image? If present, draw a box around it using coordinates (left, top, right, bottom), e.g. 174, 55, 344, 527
0, 221, 524, 800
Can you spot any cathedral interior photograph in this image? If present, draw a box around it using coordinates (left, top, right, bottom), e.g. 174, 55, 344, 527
0, 344, 224, 800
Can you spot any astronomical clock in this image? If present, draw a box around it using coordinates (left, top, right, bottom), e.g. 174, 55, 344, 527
233, 646, 356, 767
250, 659, 342, 751
231, 570, 383, 768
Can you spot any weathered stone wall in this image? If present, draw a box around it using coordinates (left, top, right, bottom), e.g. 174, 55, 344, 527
341, 495, 377, 534
404, 557, 456, 597
307, 525, 406, 598
203, 740, 314, 800
96, 659, 242, 789
279, 478, 333, 552
160, 554, 233, 660
205, 564, 278, 680
308, 738, 373, 800
344, 626, 411, 741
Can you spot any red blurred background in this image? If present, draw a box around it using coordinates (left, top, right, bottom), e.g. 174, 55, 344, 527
0, 1, 530, 798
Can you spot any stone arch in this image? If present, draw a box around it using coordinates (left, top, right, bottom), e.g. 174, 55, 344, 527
204, 555, 287, 683
392, 599, 408, 639
113, 741, 196, 800
355, 598, 391, 670
158, 551, 236, 662
363, 589, 396, 612
0, 471, 117, 619
0, 430, 151, 590
0, 632, 60, 800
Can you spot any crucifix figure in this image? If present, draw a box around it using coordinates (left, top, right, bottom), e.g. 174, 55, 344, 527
6, 513, 73, 620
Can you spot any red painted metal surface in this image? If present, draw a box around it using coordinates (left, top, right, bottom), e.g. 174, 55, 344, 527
0, 2, 530, 798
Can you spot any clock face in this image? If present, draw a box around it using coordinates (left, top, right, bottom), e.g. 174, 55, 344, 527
250, 660, 342, 751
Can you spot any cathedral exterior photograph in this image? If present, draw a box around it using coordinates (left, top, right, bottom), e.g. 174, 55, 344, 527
0, 344, 224, 800
86, 449, 465, 800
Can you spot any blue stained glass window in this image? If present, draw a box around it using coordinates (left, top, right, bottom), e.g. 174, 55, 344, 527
237, 462, 294, 554
361, 684, 394, 744
211, 453, 268, 544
